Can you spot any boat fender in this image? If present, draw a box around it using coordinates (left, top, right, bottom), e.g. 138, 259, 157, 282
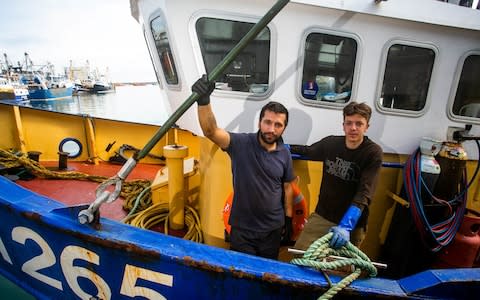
222, 181, 308, 241
290, 181, 308, 241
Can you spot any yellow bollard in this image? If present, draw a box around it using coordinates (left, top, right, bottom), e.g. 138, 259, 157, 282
163, 144, 189, 230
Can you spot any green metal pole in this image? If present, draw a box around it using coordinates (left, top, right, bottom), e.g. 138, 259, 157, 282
135, 0, 289, 160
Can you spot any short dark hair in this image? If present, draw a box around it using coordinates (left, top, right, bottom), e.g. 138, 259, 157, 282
259, 101, 289, 127
343, 101, 372, 123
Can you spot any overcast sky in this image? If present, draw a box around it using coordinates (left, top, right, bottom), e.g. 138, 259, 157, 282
0, 0, 156, 83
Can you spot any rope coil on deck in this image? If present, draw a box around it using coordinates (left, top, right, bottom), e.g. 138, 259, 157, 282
0, 148, 203, 242
123, 202, 203, 243
0, 148, 151, 208
291, 233, 377, 300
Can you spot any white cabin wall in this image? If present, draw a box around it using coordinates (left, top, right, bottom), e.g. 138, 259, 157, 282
137, 0, 173, 116
274, 2, 349, 144
137, 0, 480, 156
352, 13, 447, 155
198, 0, 297, 139
146, 0, 198, 133
293, 0, 480, 31
277, 2, 480, 155
358, 14, 480, 156
279, 3, 479, 155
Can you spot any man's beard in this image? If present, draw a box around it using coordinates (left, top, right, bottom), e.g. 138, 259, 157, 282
259, 131, 280, 145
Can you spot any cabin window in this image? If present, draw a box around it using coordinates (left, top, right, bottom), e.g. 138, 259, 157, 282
451, 54, 480, 119
195, 18, 271, 94
379, 44, 435, 112
300, 32, 358, 103
151, 16, 179, 85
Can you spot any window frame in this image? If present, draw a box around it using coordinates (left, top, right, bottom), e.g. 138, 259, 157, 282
296, 27, 362, 109
143, 23, 163, 89
189, 10, 277, 100
148, 9, 182, 90
447, 49, 480, 125
375, 39, 438, 117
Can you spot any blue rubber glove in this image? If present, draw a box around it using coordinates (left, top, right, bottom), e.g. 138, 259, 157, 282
329, 226, 350, 249
192, 74, 215, 106
329, 205, 362, 249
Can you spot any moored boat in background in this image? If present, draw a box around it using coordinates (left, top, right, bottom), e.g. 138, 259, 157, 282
1, 54, 29, 101
20, 73, 73, 100
10, 53, 75, 100
92, 77, 113, 93
69, 60, 114, 94
0, 77, 29, 101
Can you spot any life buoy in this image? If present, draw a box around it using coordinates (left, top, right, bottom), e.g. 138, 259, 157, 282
290, 181, 308, 241
222, 181, 308, 241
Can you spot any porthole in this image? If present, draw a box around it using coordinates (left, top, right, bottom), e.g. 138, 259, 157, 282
58, 138, 83, 158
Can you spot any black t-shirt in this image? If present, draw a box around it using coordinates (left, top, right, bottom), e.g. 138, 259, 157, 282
291, 135, 383, 228
225, 132, 295, 232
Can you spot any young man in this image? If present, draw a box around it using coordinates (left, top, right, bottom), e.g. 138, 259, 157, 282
290, 101, 383, 250
192, 75, 296, 259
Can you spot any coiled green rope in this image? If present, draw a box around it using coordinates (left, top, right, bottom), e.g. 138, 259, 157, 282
291, 232, 377, 300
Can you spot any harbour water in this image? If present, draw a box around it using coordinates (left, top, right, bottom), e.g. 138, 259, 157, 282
23, 84, 170, 126
0, 274, 35, 299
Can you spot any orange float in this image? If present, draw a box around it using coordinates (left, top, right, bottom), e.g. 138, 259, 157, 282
223, 181, 308, 241
223, 192, 233, 235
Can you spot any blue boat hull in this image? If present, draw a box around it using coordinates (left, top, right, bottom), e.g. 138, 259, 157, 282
0, 175, 479, 299
28, 87, 73, 100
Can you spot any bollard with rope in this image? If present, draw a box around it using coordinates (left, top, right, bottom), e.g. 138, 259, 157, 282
77, 0, 291, 224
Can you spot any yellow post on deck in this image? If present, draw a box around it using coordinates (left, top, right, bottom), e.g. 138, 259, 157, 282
163, 144, 189, 230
